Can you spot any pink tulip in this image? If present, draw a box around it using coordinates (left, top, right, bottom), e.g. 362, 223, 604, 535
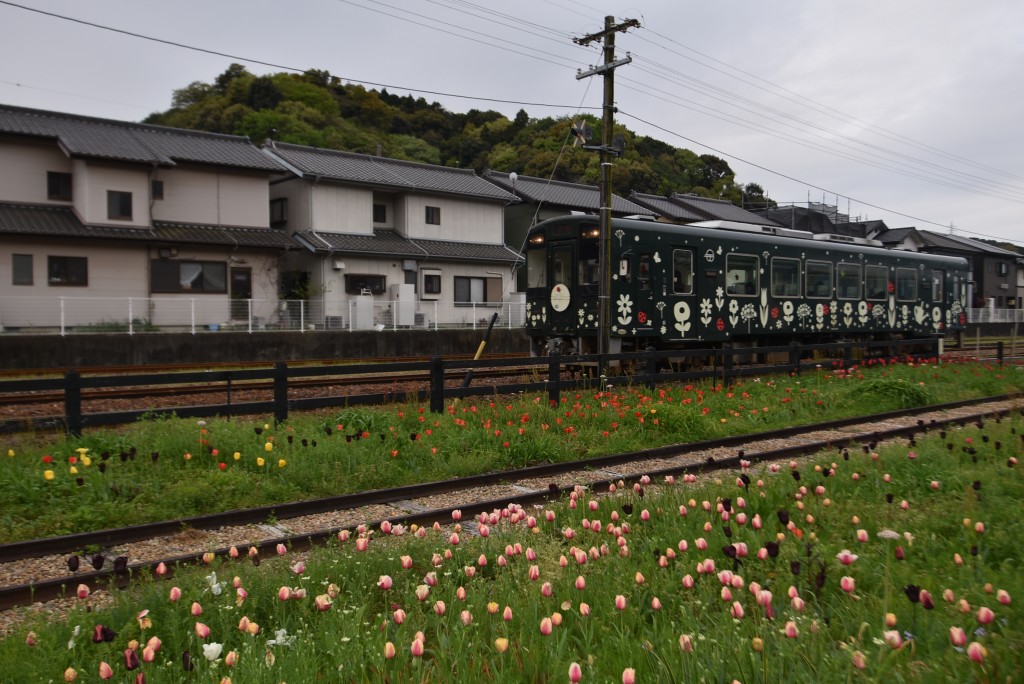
977, 606, 995, 624
721, 587, 733, 602
384, 641, 396, 659
840, 576, 855, 594
142, 646, 156, 663
145, 636, 161, 652
998, 589, 1011, 605
681, 574, 695, 589
503, 606, 513, 621
967, 642, 987, 663
277, 586, 292, 601
856, 529, 868, 543
449, 533, 460, 546
460, 610, 473, 626
451, 509, 462, 521
98, 662, 114, 680
579, 602, 590, 616
456, 586, 467, 601
276, 543, 287, 556
695, 538, 708, 551
76, 584, 90, 599
730, 601, 744, 619
378, 575, 393, 590
411, 638, 424, 658
791, 596, 806, 611
169, 586, 182, 602
622, 668, 636, 684
415, 585, 430, 601
191, 602, 203, 616
836, 550, 858, 565
434, 600, 446, 616
785, 620, 799, 639
155, 562, 167, 576
355, 538, 369, 552
315, 594, 332, 611
949, 626, 967, 647
852, 651, 866, 669
539, 617, 553, 636
337, 530, 350, 542
194, 622, 210, 639
225, 650, 238, 666
63, 667, 77, 682
541, 582, 553, 597
883, 630, 902, 649
679, 634, 693, 652
568, 662, 582, 682
290, 561, 306, 575
615, 595, 627, 611
393, 608, 406, 624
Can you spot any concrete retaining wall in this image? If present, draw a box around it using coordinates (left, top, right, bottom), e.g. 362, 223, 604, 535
0, 329, 532, 369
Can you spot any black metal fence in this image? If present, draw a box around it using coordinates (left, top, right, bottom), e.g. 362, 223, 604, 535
1, 337, 974, 436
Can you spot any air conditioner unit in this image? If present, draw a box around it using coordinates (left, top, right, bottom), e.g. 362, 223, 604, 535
331, 259, 345, 270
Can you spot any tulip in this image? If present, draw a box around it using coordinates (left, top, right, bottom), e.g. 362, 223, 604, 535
195, 622, 210, 639
623, 668, 636, 684
315, 594, 332, 611
64, 667, 77, 682
836, 549, 858, 565
142, 646, 157, 663
202, 643, 223, 661
539, 617, 553, 636
460, 609, 473, 626
681, 574, 695, 589
652, 597, 662, 610
883, 630, 902, 649
840, 576, 855, 594
679, 634, 693, 652
494, 637, 509, 653
384, 642, 396, 659
785, 620, 799, 639
977, 606, 995, 624
378, 575, 393, 590
99, 662, 114, 680
225, 650, 238, 666
615, 595, 627, 611
541, 582, 553, 597
730, 601, 744, 619
885, 612, 897, 628
852, 651, 866, 669
191, 601, 203, 616
949, 626, 967, 647
998, 589, 1011, 605
393, 608, 406, 624
579, 602, 591, 616
411, 638, 425, 658
277, 586, 292, 601
415, 585, 430, 601
291, 561, 306, 575
434, 600, 446, 616
503, 606, 513, 621
968, 642, 987, 663
568, 662, 582, 682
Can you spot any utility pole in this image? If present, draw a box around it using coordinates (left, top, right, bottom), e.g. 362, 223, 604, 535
574, 15, 639, 358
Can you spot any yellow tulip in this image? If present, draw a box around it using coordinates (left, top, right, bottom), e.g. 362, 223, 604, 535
264, 442, 273, 452
184, 453, 192, 461
256, 457, 265, 467
43, 470, 55, 480
81, 456, 92, 467
70, 466, 78, 474
6, 449, 14, 457
277, 459, 287, 468
233, 452, 241, 461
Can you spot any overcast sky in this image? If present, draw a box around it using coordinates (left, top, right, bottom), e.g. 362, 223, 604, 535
2, 0, 1023, 245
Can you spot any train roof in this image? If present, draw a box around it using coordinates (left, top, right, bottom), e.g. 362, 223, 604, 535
527, 214, 969, 268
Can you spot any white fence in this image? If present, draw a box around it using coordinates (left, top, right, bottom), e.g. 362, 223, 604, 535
0, 296, 527, 335
967, 308, 1024, 324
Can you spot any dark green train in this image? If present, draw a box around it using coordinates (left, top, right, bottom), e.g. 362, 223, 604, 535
524, 215, 969, 356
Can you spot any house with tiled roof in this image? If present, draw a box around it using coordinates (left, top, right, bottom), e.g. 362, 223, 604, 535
0, 103, 292, 331
264, 142, 522, 329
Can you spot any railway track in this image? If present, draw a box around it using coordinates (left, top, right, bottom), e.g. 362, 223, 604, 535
0, 394, 1017, 613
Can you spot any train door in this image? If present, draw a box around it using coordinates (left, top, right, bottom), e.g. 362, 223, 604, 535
617, 247, 657, 340
668, 248, 696, 340
547, 241, 576, 332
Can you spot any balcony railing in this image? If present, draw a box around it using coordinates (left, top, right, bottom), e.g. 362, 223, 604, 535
0, 296, 526, 335
966, 307, 1024, 323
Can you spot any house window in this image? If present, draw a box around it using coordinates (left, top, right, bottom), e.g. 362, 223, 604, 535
151, 180, 164, 200
345, 274, 386, 295
150, 260, 227, 293
865, 265, 888, 301
12, 254, 33, 285
270, 198, 287, 228
805, 261, 833, 299
107, 190, 133, 220
837, 262, 861, 300
725, 254, 758, 296
425, 206, 441, 225
47, 172, 72, 201
423, 273, 441, 295
895, 267, 917, 301
998, 262, 1009, 276
454, 276, 501, 305
770, 258, 800, 297
373, 203, 387, 223
47, 256, 88, 286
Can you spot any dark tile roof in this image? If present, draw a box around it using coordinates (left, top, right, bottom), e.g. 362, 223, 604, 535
670, 193, 779, 225
919, 230, 1021, 257
267, 142, 515, 201
0, 202, 295, 249
628, 192, 705, 221
0, 104, 284, 172
875, 227, 916, 245
484, 171, 652, 215
296, 229, 522, 263
755, 206, 835, 233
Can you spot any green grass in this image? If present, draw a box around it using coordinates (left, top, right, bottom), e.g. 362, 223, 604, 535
1, 357, 1021, 541
1, 403, 1021, 682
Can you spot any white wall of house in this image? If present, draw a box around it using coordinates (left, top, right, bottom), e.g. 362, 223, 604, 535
0, 138, 72, 204
311, 184, 374, 234
400, 194, 504, 243
153, 166, 270, 228
270, 178, 310, 233
71, 160, 150, 228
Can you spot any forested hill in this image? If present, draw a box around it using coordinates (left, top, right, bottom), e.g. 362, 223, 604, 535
143, 64, 773, 209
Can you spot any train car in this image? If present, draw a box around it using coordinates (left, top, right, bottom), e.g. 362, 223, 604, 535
524, 215, 969, 357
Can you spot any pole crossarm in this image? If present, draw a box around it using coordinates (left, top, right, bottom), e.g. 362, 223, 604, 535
572, 18, 640, 47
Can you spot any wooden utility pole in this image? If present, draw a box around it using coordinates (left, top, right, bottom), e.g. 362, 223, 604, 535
574, 16, 639, 358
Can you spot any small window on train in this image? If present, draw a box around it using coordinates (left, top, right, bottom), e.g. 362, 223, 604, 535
805, 261, 833, 299
672, 249, 694, 294
895, 267, 917, 301
771, 258, 800, 297
551, 245, 573, 287
932, 270, 944, 301
526, 248, 546, 289
837, 262, 861, 300
865, 265, 887, 301
725, 254, 758, 296
579, 242, 599, 286
618, 258, 630, 282
638, 254, 651, 291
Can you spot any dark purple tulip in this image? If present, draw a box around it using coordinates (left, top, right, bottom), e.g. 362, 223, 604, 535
151, 451, 159, 462
67, 556, 80, 572
125, 647, 140, 670
790, 560, 801, 575
182, 651, 194, 671
721, 498, 732, 512
777, 510, 790, 526
113, 556, 129, 573
91, 554, 105, 571
101, 451, 110, 461
903, 584, 921, 604
621, 503, 633, 515
765, 541, 779, 558
98, 463, 106, 474
723, 545, 737, 559
790, 470, 801, 482
723, 526, 732, 538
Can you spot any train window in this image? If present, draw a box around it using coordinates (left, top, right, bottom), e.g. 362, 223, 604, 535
725, 254, 758, 296
932, 270, 944, 301
526, 249, 546, 289
771, 258, 800, 297
895, 268, 917, 301
865, 265, 887, 301
672, 249, 693, 294
638, 254, 651, 291
805, 261, 833, 299
837, 262, 862, 300
552, 245, 573, 287
579, 242, 599, 286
